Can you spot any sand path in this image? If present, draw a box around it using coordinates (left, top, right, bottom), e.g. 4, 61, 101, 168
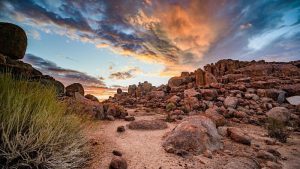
83, 110, 210, 169
83, 109, 300, 169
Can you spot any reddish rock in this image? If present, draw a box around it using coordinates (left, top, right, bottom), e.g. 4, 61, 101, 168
204, 107, 226, 127
109, 156, 127, 169
199, 89, 218, 101
194, 68, 217, 86
66, 83, 84, 97
85, 94, 99, 102
222, 157, 260, 169
117, 88, 122, 94
162, 116, 222, 155
227, 127, 251, 145
224, 96, 239, 108
184, 88, 200, 98
266, 107, 290, 123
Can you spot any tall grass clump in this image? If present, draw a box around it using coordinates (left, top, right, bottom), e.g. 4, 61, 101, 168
0, 74, 88, 168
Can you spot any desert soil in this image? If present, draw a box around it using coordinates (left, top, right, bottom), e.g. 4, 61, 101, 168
83, 108, 300, 169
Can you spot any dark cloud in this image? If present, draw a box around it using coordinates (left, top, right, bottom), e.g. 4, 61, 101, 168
109, 67, 141, 80
23, 54, 106, 87
2, 0, 300, 75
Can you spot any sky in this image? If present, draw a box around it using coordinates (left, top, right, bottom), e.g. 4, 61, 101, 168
1, 0, 300, 100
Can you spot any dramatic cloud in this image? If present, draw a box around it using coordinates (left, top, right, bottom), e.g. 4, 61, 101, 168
109, 67, 142, 80
2, 0, 300, 76
23, 54, 106, 87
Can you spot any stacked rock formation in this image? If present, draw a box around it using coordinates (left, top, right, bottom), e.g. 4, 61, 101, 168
0, 22, 64, 95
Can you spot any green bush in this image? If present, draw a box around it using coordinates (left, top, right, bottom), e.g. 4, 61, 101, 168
166, 103, 176, 112
267, 118, 289, 143
0, 74, 88, 168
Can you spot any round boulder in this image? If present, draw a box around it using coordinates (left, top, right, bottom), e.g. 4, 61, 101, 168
85, 94, 99, 102
117, 88, 122, 94
109, 156, 127, 169
223, 157, 260, 169
0, 22, 27, 59
66, 83, 84, 97
266, 107, 290, 123
162, 116, 222, 155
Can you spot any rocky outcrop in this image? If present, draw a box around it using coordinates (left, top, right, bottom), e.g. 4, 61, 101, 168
194, 68, 217, 86
162, 116, 222, 156
66, 83, 84, 97
85, 94, 99, 102
0, 22, 27, 59
0, 23, 65, 95
94, 103, 128, 120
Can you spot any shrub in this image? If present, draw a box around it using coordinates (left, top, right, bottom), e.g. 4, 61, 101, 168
0, 74, 88, 168
267, 118, 289, 143
166, 103, 176, 112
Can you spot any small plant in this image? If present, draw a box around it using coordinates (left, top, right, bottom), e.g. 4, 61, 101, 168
166, 103, 176, 112
267, 118, 289, 143
0, 74, 89, 168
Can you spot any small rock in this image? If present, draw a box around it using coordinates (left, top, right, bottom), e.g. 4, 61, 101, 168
224, 97, 239, 108
203, 150, 213, 159
112, 150, 122, 156
218, 126, 228, 137
117, 126, 125, 132
124, 116, 135, 121
227, 127, 251, 145
107, 115, 115, 121
257, 150, 276, 161
266, 161, 282, 169
286, 96, 300, 105
109, 156, 127, 169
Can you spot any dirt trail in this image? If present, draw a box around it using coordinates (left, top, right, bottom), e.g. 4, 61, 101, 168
83, 110, 211, 169
83, 109, 300, 169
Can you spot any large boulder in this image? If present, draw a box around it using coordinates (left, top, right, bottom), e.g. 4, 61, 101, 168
222, 157, 260, 169
266, 107, 290, 123
109, 156, 127, 169
66, 83, 84, 97
0, 22, 27, 59
168, 76, 188, 88
85, 94, 99, 102
162, 116, 222, 155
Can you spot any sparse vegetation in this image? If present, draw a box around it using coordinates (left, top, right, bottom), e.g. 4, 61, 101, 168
267, 118, 290, 143
0, 74, 89, 168
166, 103, 176, 112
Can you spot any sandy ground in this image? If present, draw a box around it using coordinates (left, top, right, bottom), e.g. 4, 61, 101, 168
83, 108, 300, 169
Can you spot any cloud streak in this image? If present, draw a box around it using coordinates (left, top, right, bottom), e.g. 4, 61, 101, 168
23, 54, 106, 87
109, 67, 142, 80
